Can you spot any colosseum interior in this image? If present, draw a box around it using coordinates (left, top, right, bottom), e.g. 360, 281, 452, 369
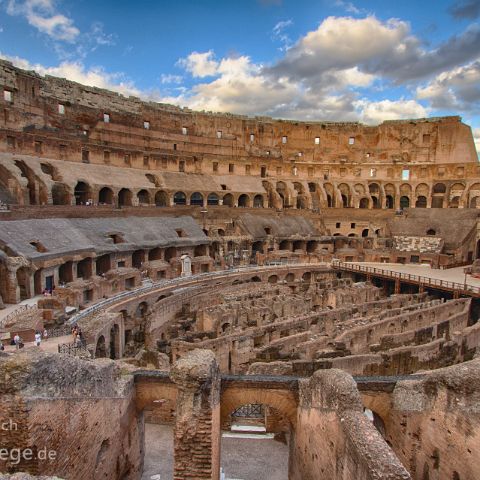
0, 59, 480, 480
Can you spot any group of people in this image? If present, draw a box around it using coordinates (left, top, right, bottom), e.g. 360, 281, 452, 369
0, 329, 48, 351
71, 325, 84, 346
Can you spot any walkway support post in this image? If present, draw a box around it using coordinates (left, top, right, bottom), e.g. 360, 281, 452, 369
171, 349, 221, 480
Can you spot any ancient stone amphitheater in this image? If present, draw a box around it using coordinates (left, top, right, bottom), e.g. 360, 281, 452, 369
0, 59, 480, 480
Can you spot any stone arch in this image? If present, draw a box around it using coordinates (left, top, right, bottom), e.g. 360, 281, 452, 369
223, 193, 234, 207
165, 247, 177, 262
74, 181, 91, 205
268, 275, 278, 284
95, 335, 107, 358
207, 193, 219, 206
190, 192, 204, 206
253, 194, 264, 208
359, 197, 369, 209
98, 187, 114, 205
324, 183, 336, 208
118, 188, 133, 207
238, 194, 250, 207
415, 196, 427, 208
51, 183, 71, 205
400, 196, 410, 209
173, 191, 187, 205
384, 183, 395, 209
338, 183, 351, 207
155, 190, 169, 207
137, 189, 150, 205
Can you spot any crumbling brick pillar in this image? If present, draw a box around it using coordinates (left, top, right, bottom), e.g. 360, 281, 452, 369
171, 349, 221, 480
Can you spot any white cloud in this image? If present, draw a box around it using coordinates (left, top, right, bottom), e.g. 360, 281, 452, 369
6, 0, 79, 42
272, 19, 293, 51
176, 50, 219, 78
334, 0, 363, 15
356, 99, 428, 124
473, 128, 480, 156
160, 74, 183, 84
416, 59, 480, 110
0, 52, 141, 97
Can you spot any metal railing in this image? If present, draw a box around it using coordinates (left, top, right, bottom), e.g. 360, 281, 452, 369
57, 339, 88, 355
331, 260, 480, 296
68, 262, 329, 326
0, 304, 38, 328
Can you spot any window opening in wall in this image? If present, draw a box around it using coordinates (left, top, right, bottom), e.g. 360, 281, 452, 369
4, 90, 12, 102
118, 261, 126, 268
282, 136, 287, 144
351, 223, 356, 228
402, 169, 410, 180
58, 104, 65, 114
124, 154, 131, 165
422, 134, 430, 144
143, 156, 149, 166
315, 137, 320, 145
336, 222, 341, 228
216, 130, 222, 139
82, 149, 89, 163
221, 184, 227, 190
103, 113, 110, 123
182, 126, 188, 135
365, 152, 370, 158
426, 229, 436, 236
34, 141, 42, 154
298, 152, 303, 157
245, 165, 251, 175
349, 136, 355, 145
250, 133, 255, 142
59, 144, 66, 158
29, 241, 48, 252
6, 136, 15, 148
173, 143, 177, 150
144, 121, 150, 129
264, 227, 271, 235
229, 163, 234, 173
175, 229, 186, 238
370, 168, 376, 178
323, 170, 329, 180
266, 150, 270, 155
179, 160, 185, 172
212, 162, 218, 172
83, 129, 88, 137
261, 166, 267, 178
108, 234, 125, 244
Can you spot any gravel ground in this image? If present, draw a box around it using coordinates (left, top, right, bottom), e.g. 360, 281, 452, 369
142, 423, 288, 480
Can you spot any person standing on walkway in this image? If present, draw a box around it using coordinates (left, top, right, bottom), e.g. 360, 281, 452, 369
13, 333, 20, 349
34, 331, 41, 347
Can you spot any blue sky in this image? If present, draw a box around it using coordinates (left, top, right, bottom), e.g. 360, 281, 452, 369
0, 0, 479, 155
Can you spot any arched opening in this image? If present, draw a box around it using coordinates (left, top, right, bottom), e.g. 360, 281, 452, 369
327, 194, 333, 208
238, 194, 249, 207
173, 191, 186, 205
400, 196, 410, 209
449, 196, 460, 208
253, 194, 264, 208
165, 247, 177, 262
137, 189, 150, 205
207, 193, 219, 206
132, 250, 145, 269
268, 275, 278, 284
433, 183, 446, 194
190, 192, 204, 206
118, 188, 133, 207
148, 248, 162, 261
416, 196, 427, 208
470, 196, 479, 208
16, 267, 31, 300
362, 229, 369, 237
426, 229, 436, 236
95, 335, 107, 358
341, 194, 349, 208
194, 244, 207, 257
96, 254, 111, 275
51, 183, 70, 205
223, 193, 234, 207
359, 198, 369, 209
155, 190, 169, 207
74, 181, 91, 205
385, 195, 394, 209
371, 196, 380, 209
98, 187, 114, 205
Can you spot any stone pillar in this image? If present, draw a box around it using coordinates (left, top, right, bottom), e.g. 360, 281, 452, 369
395, 278, 401, 294
171, 349, 221, 480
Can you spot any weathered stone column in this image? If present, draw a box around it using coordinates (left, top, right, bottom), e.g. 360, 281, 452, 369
171, 349, 221, 480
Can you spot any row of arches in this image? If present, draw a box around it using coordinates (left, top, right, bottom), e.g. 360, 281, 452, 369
72, 182, 265, 208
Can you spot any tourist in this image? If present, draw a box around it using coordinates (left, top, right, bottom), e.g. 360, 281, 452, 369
13, 333, 20, 349
43, 328, 48, 340
0, 342, 4, 351
34, 331, 41, 347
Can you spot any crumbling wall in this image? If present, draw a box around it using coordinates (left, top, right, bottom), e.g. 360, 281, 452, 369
289, 369, 410, 480
0, 351, 143, 479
